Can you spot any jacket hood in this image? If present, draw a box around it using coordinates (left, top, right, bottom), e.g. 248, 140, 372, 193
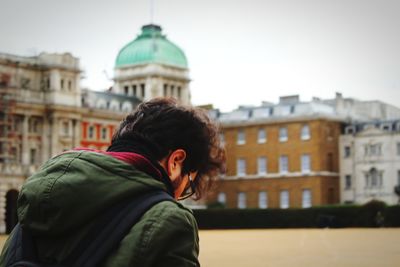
17, 151, 168, 236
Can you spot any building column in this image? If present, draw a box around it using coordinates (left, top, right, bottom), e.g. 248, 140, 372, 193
21, 115, 30, 165
72, 119, 81, 148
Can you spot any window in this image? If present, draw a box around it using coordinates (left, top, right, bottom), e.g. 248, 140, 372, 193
344, 146, 351, 158
301, 154, 311, 173
29, 118, 40, 133
217, 192, 226, 204
88, 126, 95, 139
30, 148, 37, 165
365, 168, 383, 188
124, 86, 129, 95
237, 130, 245, 145
345, 175, 352, 190
258, 129, 266, 143
398, 170, 400, 186
140, 84, 145, 97
237, 192, 246, 209
101, 127, 108, 140
62, 121, 69, 136
132, 85, 137, 96
365, 144, 382, 156
381, 123, 391, 131
301, 125, 310, 140
302, 189, 312, 208
163, 84, 168, 96
237, 158, 246, 176
68, 80, 72, 90
219, 133, 225, 144
257, 157, 267, 175
279, 127, 288, 142
397, 143, 400, 156
60, 79, 64, 90
258, 191, 268, 209
280, 190, 289, 209
177, 86, 182, 98
345, 126, 355, 135
279, 155, 288, 173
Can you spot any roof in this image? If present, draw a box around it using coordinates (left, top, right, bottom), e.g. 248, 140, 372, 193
115, 24, 188, 69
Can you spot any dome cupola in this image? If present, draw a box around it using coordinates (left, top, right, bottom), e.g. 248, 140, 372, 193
115, 24, 188, 69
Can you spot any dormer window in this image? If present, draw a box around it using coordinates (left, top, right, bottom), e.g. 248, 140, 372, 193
345, 126, 355, 135
380, 123, 392, 131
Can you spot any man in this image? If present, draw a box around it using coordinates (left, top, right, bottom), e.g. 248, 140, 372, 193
0, 98, 225, 266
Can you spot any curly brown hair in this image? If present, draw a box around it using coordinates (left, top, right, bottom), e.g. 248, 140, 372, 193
109, 98, 225, 200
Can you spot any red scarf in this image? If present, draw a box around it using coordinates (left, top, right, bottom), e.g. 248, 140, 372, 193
72, 147, 162, 179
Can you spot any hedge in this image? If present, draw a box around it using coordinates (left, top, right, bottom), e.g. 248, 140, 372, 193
193, 201, 400, 229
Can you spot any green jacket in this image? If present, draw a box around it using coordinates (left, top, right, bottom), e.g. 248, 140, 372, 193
0, 151, 200, 267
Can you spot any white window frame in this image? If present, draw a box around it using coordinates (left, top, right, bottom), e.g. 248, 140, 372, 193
302, 189, 312, 208
345, 175, 352, 190
280, 190, 289, 209
237, 130, 246, 145
301, 125, 310, 140
88, 125, 95, 139
101, 127, 108, 140
237, 158, 246, 176
258, 128, 266, 143
258, 191, 268, 209
217, 192, 226, 204
344, 146, 351, 158
238, 192, 246, 209
279, 155, 289, 174
61, 121, 70, 136
219, 133, 225, 144
257, 156, 267, 175
301, 154, 311, 173
279, 127, 288, 142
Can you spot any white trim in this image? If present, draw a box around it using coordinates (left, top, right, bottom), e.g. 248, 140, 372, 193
221, 171, 340, 180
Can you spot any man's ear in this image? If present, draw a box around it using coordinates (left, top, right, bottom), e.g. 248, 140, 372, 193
167, 149, 186, 181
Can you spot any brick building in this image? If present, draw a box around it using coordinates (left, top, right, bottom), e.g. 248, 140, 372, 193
208, 94, 400, 209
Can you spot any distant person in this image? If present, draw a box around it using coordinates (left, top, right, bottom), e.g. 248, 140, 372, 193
0, 98, 225, 267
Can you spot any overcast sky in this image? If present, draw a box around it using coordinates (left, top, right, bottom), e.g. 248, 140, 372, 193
1, 0, 400, 111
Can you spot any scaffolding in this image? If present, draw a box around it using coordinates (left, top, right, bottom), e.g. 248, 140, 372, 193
0, 73, 17, 163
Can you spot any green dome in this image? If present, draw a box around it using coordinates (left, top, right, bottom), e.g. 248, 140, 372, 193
115, 24, 188, 69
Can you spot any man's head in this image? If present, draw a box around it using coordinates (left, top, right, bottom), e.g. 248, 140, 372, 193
110, 98, 225, 200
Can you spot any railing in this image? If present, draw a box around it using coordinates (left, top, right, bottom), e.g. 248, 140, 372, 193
0, 163, 39, 176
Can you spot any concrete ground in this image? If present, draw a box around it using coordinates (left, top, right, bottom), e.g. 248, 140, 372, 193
1, 228, 399, 266
199, 228, 400, 267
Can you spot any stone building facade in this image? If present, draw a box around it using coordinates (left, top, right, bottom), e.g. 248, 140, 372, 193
0, 52, 83, 233
0, 23, 192, 233
340, 121, 400, 205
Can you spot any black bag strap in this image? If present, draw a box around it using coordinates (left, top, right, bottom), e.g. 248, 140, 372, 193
5, 190, 174, 267
5, 223, 43, 267
71, 190, 174, 267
